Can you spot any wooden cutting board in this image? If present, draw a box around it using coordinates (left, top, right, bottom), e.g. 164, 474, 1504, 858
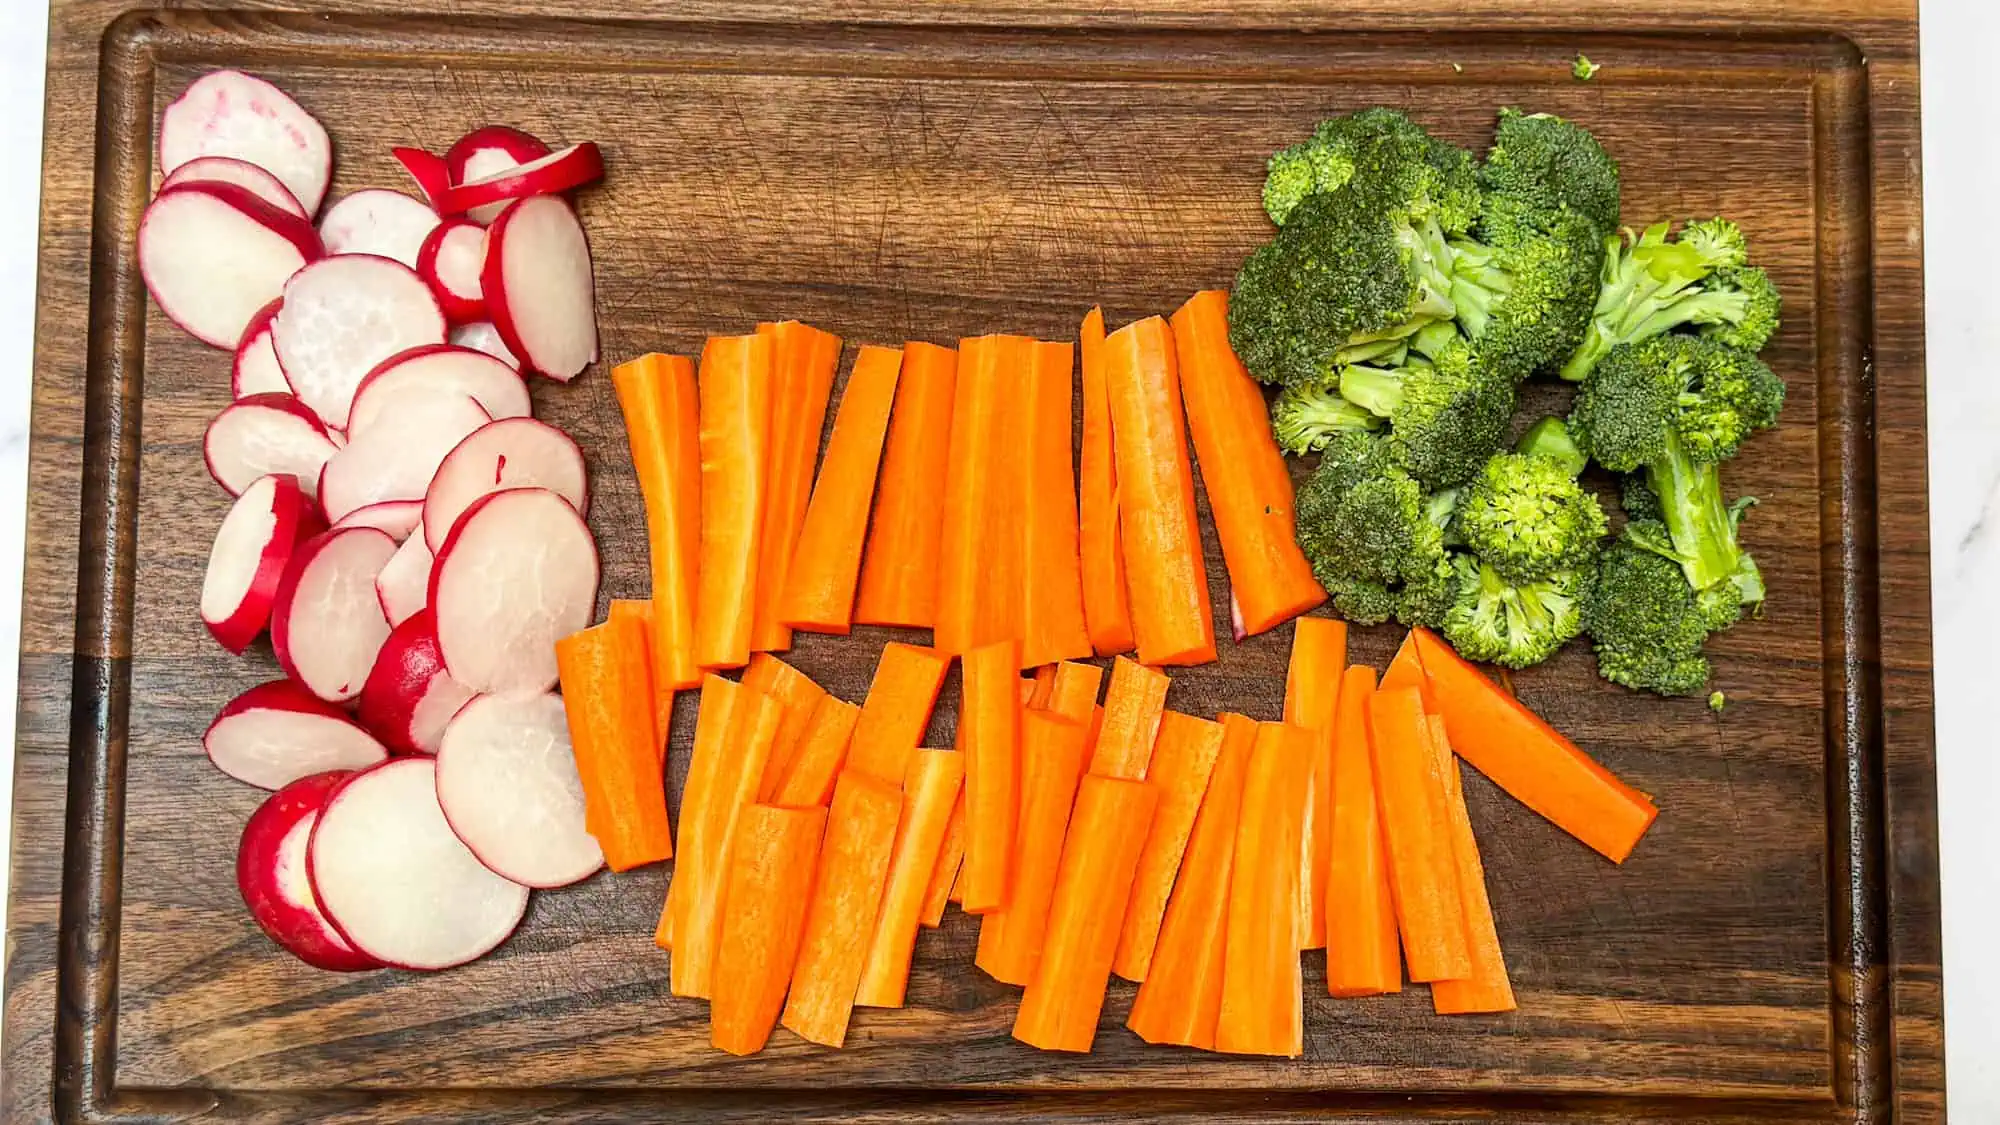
5, 1, 1939, 1122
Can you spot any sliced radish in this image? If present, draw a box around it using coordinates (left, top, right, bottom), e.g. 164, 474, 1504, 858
139, 182, 321, 349
436, 693, 602, 887
317, 394, 490, 523
331, 499, 422, 541
317, 189, 441, 270
423, 418, 587, 552
158, 70, 332, 215
273, 255, 447, 430
357, 611, 472, 755
449, 322, 520, 371
202, 474, 325, 653
204, 392, 338, 498
344, 344, 530, 441
237, 770, 383, 972
374, 528, 433, 627
483, 195, 598, 381
205, 680, 389, 789
416, 219, 486, 324
430, 488, 598, 695
444, 126, 552, 224
390, 146, 450, 210
271, 527, 399, 702
161, 156, 307, 221
232, 299, 290, 399
441, 142, 601, 222
308, 758, 529, 970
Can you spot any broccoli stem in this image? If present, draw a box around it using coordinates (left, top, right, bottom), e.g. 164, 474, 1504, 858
1338, 364, 1404, 418
1445, 239, 1511, 339
1515, 416, 1587, 475
1395, 216, 1459, 322
1560, 246, 1743, 382
1645, 431, 1765, 604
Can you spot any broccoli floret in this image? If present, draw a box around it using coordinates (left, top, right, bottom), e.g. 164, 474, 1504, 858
1572, 54, 1601, 81
1477, 108, 1621, 241
1446, 210, 1605, 380
1270, 375, 1386, 455
1709, 690, 1728, 713
1443, 554, 1589, 668
1336, 335, 1515, 488
1582, 521, 1741, 695
1294, 433, 1453, 625
1262, 108, 1480, 230
1398, 551, 1461, 629
1558, 220, 1783, 382
1454, 450, 1607, 582
1620, 472, 1663, 522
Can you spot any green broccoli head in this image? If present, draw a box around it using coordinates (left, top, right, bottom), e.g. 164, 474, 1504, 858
1443, 554, 1590, 668
1454, 451, 1608, 582
1477, 108, 1621, 240
1620, 473, 1664, 522
1262, 108, 1479, 230
1558, 219, 1782, 382
1582, 521, 1739, 695
1294, 433, 1454, 624
1396, 551, 1462, 629
1570, 335, 1785, 471
1336, 335, 1515, 489
1446, 208, 1605, 381
1270, 375, 1385, 455
1697, 265, 1782, 353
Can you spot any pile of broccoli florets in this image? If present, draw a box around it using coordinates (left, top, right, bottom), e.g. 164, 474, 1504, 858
1250, 107, 1786, 693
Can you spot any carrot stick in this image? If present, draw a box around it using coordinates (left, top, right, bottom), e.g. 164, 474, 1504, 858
1127, 712, 1257, 1049
606, 598, 665, 764
1078, 307, 1136, 657
1215, 721, 1314, 1057
918, 795, 966, 927
658, 675, 742, 951
1011, 774, 1158, 1052
856, 748, 966, 1007
749, 321, 843, 653
693, 332, 775, 670
844, 642, 952, 788
1087, 655, 1170, 780
1112, 710, 1225, 982
959, 638, 1023, 914
1020, 340, 1092, 667
1410, 627, 1659, 863
1026, 665, 1057, 710
711, 803, 827, 1055
1325, 666, 1402, 997
671, 685, 784, 999
974, 711, 1087, 985
1041, 662, 1102, 732
612, 354, 703, 692
1019, 675, 1041, 708
767, 695, 861, 808
1102, 316, 1214, 666
1282, 617, 1347, 951
554, 617, 673, 873
854, 342, 959, 629
742, 652, 828, 802
1171, 290, 1326, 635
1367, 685, 1470, 983
935, 335, 1032, 655
779, 344, 904, 634
1381, 629, 1433, 708
782, 771, 903, 1046
1429, 716, 1515, 1014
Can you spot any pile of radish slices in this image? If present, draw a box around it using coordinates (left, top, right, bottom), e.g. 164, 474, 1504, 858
148, 70, 610, 973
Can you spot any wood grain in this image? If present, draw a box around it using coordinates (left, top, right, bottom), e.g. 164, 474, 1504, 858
4, 3, 1937, 1123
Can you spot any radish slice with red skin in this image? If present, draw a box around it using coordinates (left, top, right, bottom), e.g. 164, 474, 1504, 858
430, 488, 599, 696
435, 693, 603, 888
202, 474, 325, 654
423, 418, 588, 552
449, 322, 520, 371
357, 611, 473, 755
139, 182, 322, 349
483, 195, 598, 381
273, 255, 447, 430
308, 758, 529, 970
331, 499, 422, 541
391, 146, 450, 210
161, 155, 308, 221
374, 528, 433, 627
205, 680, 389, 789
159, 70, 332, 215
317, 189, 441, 269
232, 299, 290, 399
416, 219, 486, 324
237, 770, 383, 972
204, 393, 338, 498
272, 527, 399, 703
444, 126, 553, 224
441, 142, 602, 221
317, 394, 490, 523
345, 344, 528, 442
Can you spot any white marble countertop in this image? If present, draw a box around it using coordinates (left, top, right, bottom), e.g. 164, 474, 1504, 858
0, 0, 1990, 1113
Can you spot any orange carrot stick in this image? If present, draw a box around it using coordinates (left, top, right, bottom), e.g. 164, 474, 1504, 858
554, 617, 673, 873
1026, 665, 1057, 710
1012, 774, 1158, 1052
1078, 307, 1136, 657
711, 803, 827, 1055
974, 711, 1087, 985
1171, 290, 1326, 635
1283, 616, 1347, 951
693, 332, 775, 670
779, 344, 904, 634
917, 795, 965, 927
783, 771, 903, 1046
1112, 710, 1225, 982
612, 354, 703, 692
1325, 666, 1402, 997
1020, 340, 1091, 668
749, 321, 843, 653
606, 598, 664, 764
742, 652, 828, 801
1367, 686, 1470, 983
1102, 316, 1214, 666
935, 335, 1031, 655
854, 342, 959, 629
844, 642, 952, 787
1382, 629, 1433, 707
1126, 712, 1258, 1049
1044, 661, 1102, 726
959, 638, 1022, 914
1410, 628, 1659, 863
1215, 721, 1314, 1057
856, 748, 966, 1007
671, 686, 784, 999
767, 695, 861, 807
658, 674, 742, 951
1429, 716, 1515, 1014
1087, 656, 1170, 780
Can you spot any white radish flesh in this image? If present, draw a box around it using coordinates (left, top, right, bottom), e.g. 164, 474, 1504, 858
317, 394, 490, 523
158, 70, 332, 215
374, 528, 433, 627
273, 256, 446, 430
449, 322, 520, 371
204, 393, 338, 498
139, 183, 321, 349
308, 758, 529, 970
237, 771, 382, 972
423, 418, 588, 552
435, 693, 602, 888
430, 488, 598, 695
232, 299, 289, 398
416, 219, 486, 325
205, 680, 388, 790
344, 345, 529, 441
357, 611, 473, 755
482, 195, 598, 381
161, 156, 307, 220
201, 474, 324, 654
271, 527, 398, 702
442, 142, 602, 222
444, 126, 552, 224
317, 189, 441, 269
330, 499, 422, 541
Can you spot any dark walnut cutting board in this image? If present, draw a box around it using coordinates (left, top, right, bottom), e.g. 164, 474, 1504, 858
4, 1, 1939, 1122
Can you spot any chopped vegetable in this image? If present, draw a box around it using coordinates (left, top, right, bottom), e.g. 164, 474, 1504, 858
1020, 340, 1092, 667
1427, 717, 1515, 1014
1113, 711, 1225, 981
1560, 220, 1780, 383
778, 344, 902, 633
604, 598, 662, 762
935, 334, 1031, 655
959, 639, 1023, 914
750, 321, 842, 652
1215, 721, 1314, 1057
692, 332, 775, 670
856, 747, 966, 1007
554, 616, 674, 872
742, 653, 828, 802
1077, 307, 1136, 655
711, 803, 826, 1055
1043, 661, 1103, 725
782, 772, 902, 1046
1368, 685, 1471, 982
1283, 616, 1346, 951
765, 694, 860, 807
918, 796, 966, 927
1325, 666, 1402, 997
610, 354, 702, 691
1571, 53, 1600, 81
670, 684, 783, 999
844, 642, 951, 787
1087, 656, 1170, 779
974, 711, 1088, 985
854, 341, 959, 628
